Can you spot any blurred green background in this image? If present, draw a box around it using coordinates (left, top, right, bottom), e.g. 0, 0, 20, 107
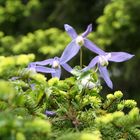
0, 0, 139, 104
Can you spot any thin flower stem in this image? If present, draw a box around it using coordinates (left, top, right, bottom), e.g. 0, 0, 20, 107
80, 48, 83, 68
95, 66, 98, 72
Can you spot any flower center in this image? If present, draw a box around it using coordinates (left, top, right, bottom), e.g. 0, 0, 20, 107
99, 55, 109, 66
52, 61, 60, 68
76, 36, 84, 46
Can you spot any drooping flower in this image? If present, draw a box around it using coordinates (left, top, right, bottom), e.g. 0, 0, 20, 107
28, 56, 72, 79
60, 24, 105, 64
83, 52, 134, 89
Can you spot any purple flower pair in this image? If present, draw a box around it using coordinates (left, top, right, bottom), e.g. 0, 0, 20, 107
63, 24, 134, 89
28, 24, 104, 78
28, 24, 134, 89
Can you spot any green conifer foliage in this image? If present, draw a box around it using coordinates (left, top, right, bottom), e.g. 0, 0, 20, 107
0, 65, 139, 139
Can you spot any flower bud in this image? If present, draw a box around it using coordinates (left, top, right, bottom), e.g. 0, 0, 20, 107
124, 100, 137, 108
117, 104, 124, 110
106, 94, 115, 100
48, 77, 59, 86
113, 111, 124, 118
114, 91, 123, 98
129, 107, 139, 117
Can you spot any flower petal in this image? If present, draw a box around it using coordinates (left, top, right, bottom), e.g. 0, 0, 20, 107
35, 66, 55, 73
60, 40, 80, 64
84, 39, 105, 55
45, 110, 56, 117
51, 68, 61, 79
108, 52, 134, 62
82, 24, 92, 37
98, 65, 113, 89
10, 76, 20, 81
61, 63, 72, 72
64, 24, 78, 39
28, 62, 36, 68
83, 56, 99, 71
35, 59, 54, 66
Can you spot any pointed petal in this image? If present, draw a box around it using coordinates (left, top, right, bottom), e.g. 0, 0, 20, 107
28, 62, 36, 68
51, 68, 61, 79
35, 66, 55, 73
10, 76, 20, 81
84, 39, 105, 55
35, 59, 54, 66
82, 24, 92, 37
99, 65, 113, 89
108, 52, 134, 62
60, 40, 80, 64
64, 24, 78, 39
83, 56, 99, 71
61, 63, 72, 72
45, 110, 56, 117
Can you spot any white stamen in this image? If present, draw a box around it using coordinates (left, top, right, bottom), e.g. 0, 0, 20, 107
99, 54, 110, 66
52, 61, 60, 68
76, 36, 84, 46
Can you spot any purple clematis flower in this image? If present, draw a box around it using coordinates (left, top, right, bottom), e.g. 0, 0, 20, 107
60, 24, 105, 64
28, 57, 72, 79
83, 52, 134, 89
45, 110, 56, 117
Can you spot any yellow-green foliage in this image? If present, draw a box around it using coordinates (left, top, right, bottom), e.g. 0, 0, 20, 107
0, 1, 139, 139
93, 0, 135, 47
0, 0, 40, 23
12, 28, 70, 59
0, 54, 35, 78
0, 32, 15, 55
57, 131, 102, 140
0, 70, 139, 140
30, 73, 47, 84
24, 118, 51, 133
0, 80, 15, 102
0, 28, 71, 60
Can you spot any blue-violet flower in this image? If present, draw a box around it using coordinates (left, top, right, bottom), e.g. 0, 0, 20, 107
60, 24, 105, 64
83, 52, 134, 89
28, 57, 72, 79
45, 110, 56, 117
